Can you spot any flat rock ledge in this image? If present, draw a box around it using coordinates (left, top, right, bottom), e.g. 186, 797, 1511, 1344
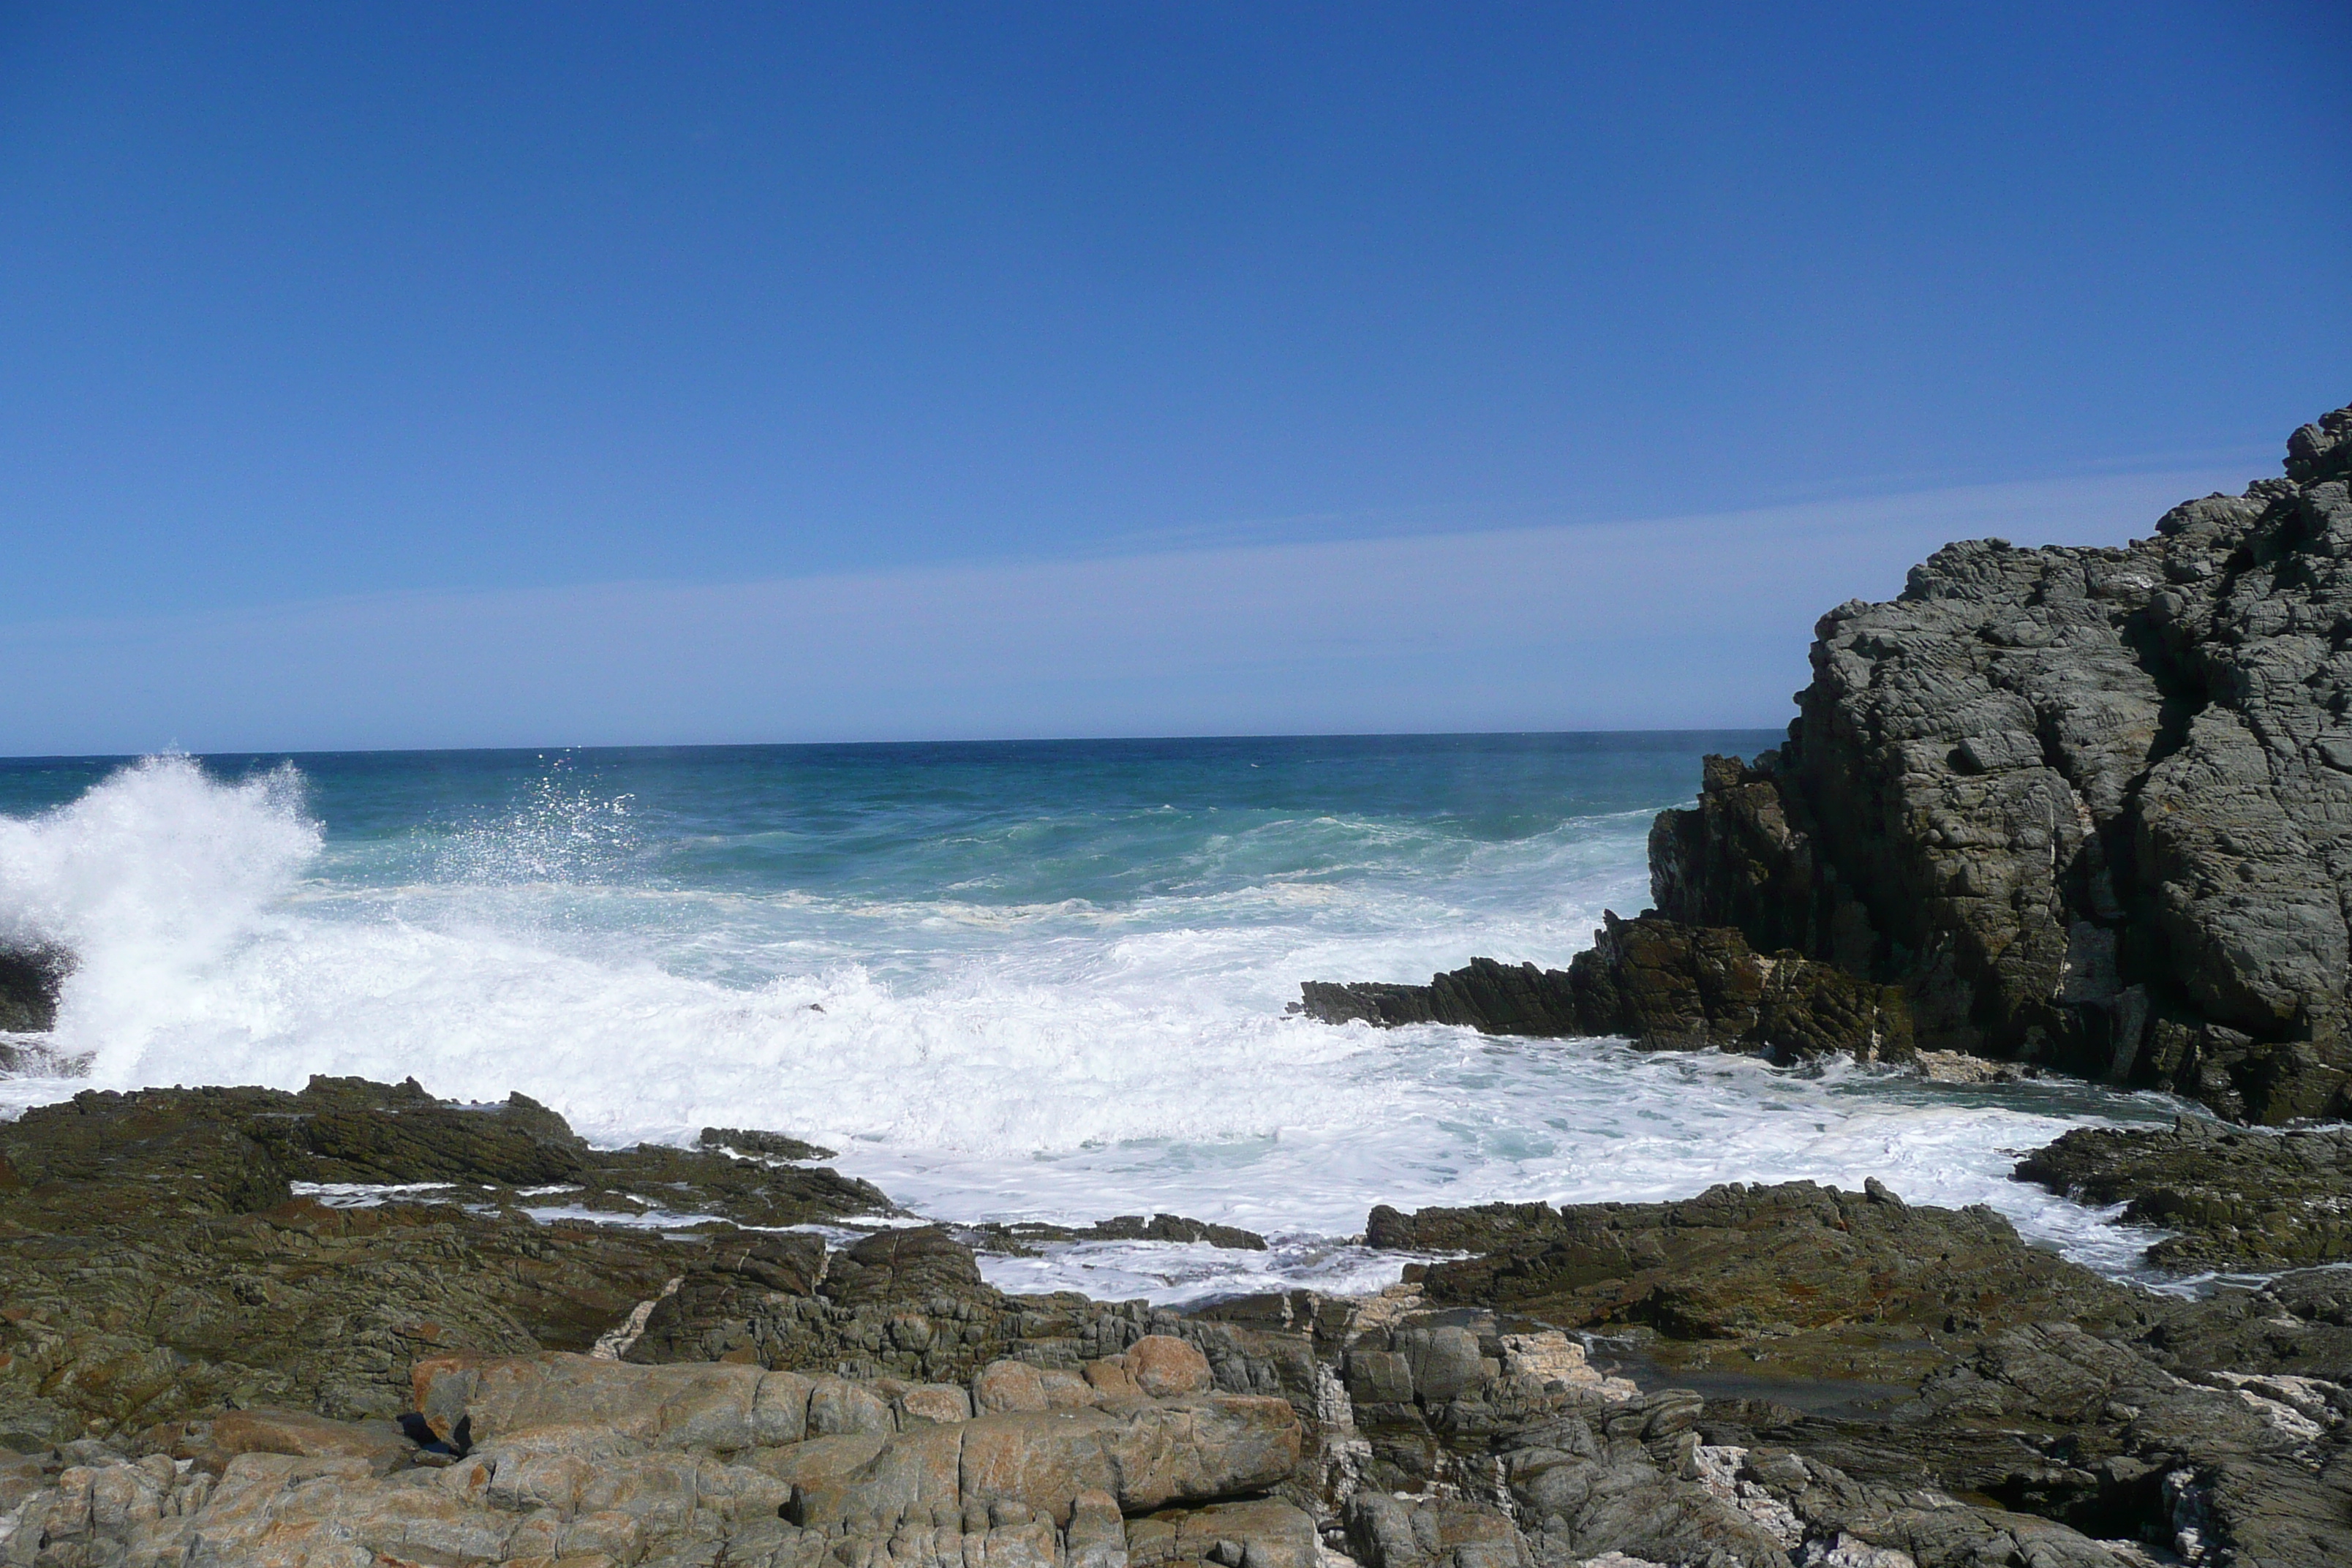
2014, 1117, 2352, 1270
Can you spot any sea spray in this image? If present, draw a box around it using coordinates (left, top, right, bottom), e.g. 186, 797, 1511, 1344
0, 755, 320, 1077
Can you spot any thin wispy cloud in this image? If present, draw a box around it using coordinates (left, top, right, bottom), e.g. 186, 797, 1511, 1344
0, 467, 2244, 755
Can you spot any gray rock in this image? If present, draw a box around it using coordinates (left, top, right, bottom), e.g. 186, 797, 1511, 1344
1303, 402, 2352, 1123
1646, 402, 2352, 1121
2014, 1117, 2352, 1268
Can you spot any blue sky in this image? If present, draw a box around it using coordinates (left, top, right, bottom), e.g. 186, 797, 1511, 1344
1, 2, 2345, 753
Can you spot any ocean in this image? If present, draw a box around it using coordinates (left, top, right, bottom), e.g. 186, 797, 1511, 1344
0, 734, 2185, 1302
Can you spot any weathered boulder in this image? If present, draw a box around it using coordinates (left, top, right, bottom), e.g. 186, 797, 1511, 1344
1343, 1492, 1533, 1568
192, 1407, 416, 1477
1127, 1496, 1319, 1568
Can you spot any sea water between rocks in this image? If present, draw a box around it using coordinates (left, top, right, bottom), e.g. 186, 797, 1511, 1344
0, 734, 2189, 1302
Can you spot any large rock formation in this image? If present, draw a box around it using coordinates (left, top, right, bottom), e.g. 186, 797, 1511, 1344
1305, 403, 2352, 1123
1653, 404, 2352, 1123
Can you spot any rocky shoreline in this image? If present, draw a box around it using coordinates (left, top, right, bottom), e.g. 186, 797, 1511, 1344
0, 1076, 2348, 1567
10, 404, 2352, 1564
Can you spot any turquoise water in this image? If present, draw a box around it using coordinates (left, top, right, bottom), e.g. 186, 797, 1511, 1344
0, 735, 2179, 1299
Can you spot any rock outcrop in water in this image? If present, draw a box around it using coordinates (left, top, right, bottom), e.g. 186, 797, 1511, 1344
2014, 1117, 2352, 1270
0, 945, 67, 1036
1295, 916, 1912, 1064
1303, 402, 2352, 1123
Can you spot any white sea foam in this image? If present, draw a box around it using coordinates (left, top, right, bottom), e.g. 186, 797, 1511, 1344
0, 755, 2184, 1300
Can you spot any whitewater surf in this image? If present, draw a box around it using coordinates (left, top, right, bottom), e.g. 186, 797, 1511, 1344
0, 738, 2183, 1301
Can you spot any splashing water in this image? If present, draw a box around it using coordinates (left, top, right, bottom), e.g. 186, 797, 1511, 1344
0, 739, 2185, 1299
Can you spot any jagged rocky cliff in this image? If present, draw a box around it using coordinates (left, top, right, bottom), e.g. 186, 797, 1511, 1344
1305, 402, 2352, 1124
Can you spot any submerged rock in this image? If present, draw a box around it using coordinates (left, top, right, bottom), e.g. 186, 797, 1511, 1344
0, 943, 69, 1034
971, 1213, 1270, 1253
702, 1124, 839, 1161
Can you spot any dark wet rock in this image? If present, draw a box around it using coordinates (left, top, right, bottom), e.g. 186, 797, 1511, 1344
1297, 917, 1911, 1064
1298, 956, 1583, 1035
0, 943, 69, 1033
1362, 1180, 2352, 1563
971, 1213, 1270, 1253
2130, 1269, 2352, 1387
0, 1077, 897, 1441
1365, 1198, 1561, 1254
0, 1074, 894, 1224
701, 1124, 838, 1161
1648, 402, 2352, 1123
1564, 912, 1912, 1061
1377, 1180, 2158, 1388
819, 1225, 990, 1306
2015, 1117, 2352, 1269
